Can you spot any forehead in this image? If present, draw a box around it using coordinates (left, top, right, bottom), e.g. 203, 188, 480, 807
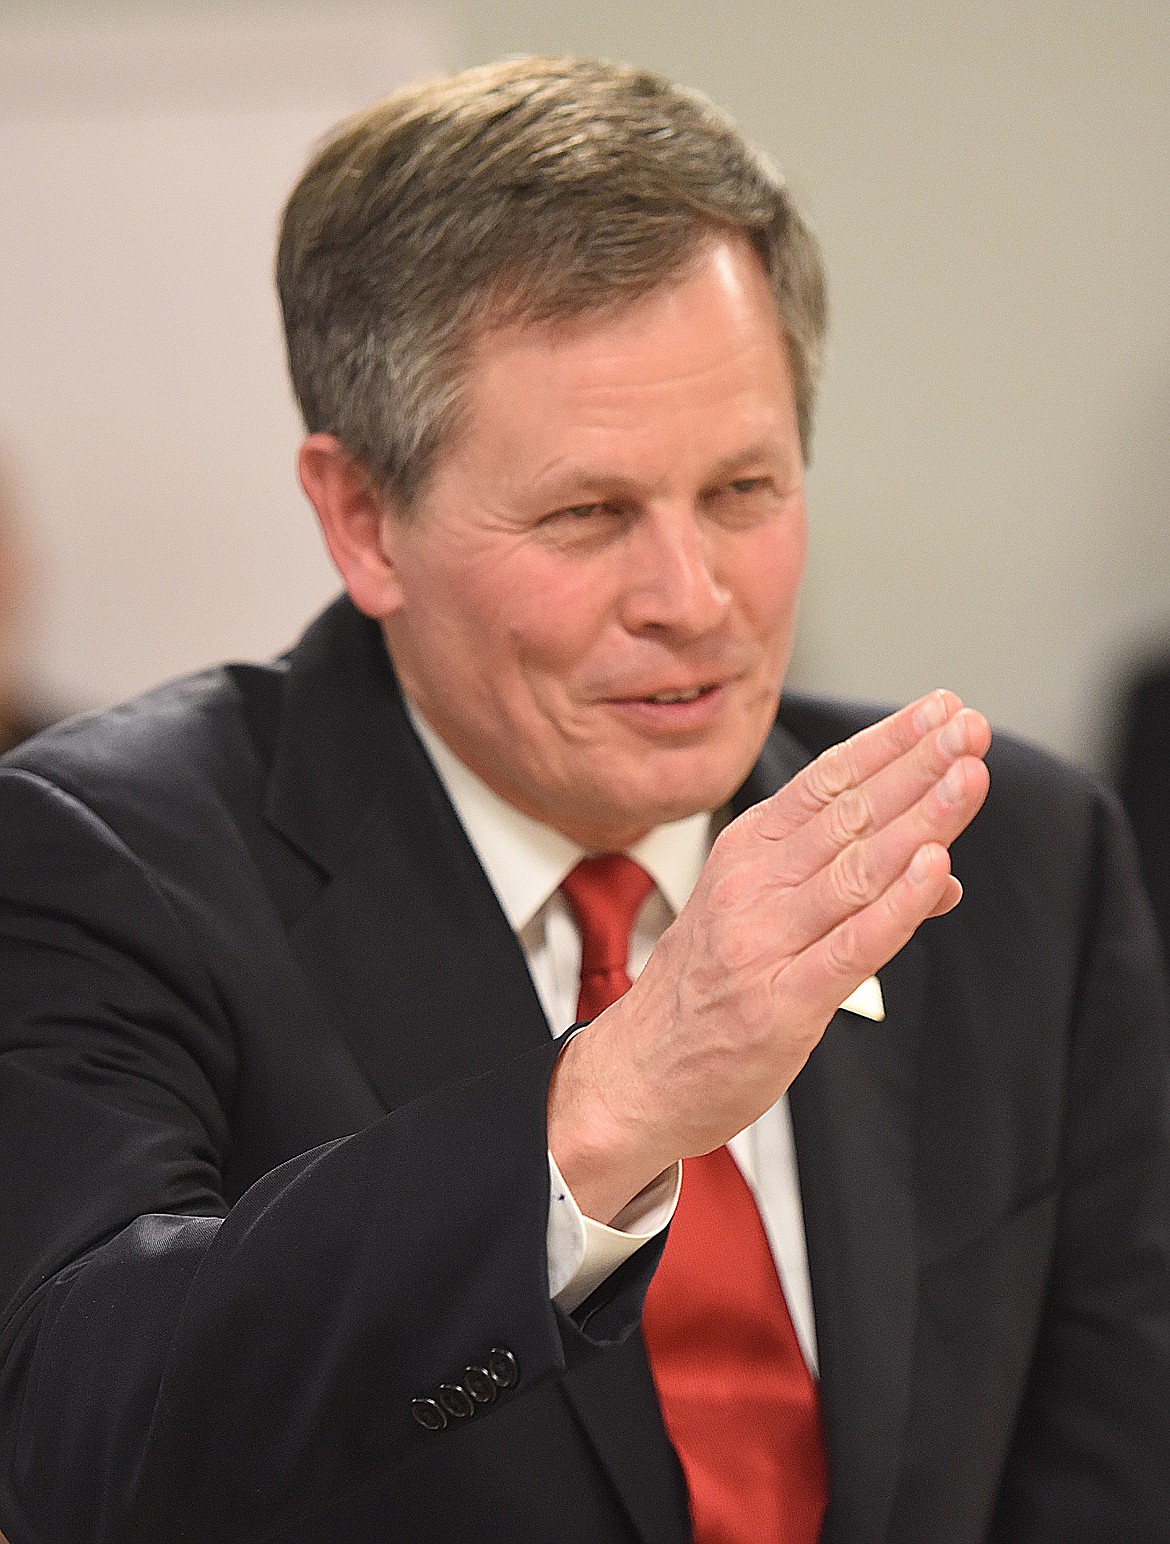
442, 237, 795, 484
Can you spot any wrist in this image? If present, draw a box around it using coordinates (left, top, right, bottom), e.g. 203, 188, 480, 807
546, 1023, 669, 1225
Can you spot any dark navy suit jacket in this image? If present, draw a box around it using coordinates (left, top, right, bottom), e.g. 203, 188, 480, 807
1, 596, 1168, 1543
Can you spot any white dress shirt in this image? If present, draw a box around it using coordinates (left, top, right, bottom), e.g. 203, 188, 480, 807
408, 704, 822, 1372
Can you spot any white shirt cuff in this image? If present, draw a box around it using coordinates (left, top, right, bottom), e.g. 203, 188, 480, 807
547, 1151, 681, 1314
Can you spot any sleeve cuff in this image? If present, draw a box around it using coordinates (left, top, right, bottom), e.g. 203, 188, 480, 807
547, 1151, 681, 1314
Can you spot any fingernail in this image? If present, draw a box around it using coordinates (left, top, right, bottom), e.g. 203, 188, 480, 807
939, 761, 967, 805
939, 715, 968, 758
913, 691, 948, 734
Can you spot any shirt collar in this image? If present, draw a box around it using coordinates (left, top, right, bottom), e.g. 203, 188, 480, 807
405, 699, 709, 929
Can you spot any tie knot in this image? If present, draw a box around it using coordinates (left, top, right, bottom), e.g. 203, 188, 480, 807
561, 856, 655, 1018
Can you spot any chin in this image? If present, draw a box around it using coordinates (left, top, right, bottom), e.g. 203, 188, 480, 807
614, 767, 748, 836
660, 747, 761, 811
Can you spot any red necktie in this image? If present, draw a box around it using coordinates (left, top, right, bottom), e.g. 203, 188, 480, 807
561, 855, 828, 1544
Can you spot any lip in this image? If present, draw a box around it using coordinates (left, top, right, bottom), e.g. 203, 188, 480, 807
603, 681, 729, 733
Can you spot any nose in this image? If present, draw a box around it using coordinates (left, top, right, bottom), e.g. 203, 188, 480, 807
619, 504, 732, 639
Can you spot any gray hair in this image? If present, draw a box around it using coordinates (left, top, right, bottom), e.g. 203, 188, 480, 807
277, 56, 828, 512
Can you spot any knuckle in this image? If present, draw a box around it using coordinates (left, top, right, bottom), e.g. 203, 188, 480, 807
920, 730, 953, 778
707, 864, 755, 917
703, 908, 763, 978
832, 841, 872, 907
806, 740, 856, 804
826, 787, 873, 846
825, 920, 861, 977
881, 872, 920, 930
797, 770, 832, 813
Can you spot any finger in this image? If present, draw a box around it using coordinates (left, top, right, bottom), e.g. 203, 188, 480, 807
776, 841, 955, 1025
754, 689, 965, 842
927, 875, 963, 918
767, 753, 990, 959
765, 705, 991, 882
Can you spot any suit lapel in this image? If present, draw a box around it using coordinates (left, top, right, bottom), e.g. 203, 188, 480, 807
268, 602, 692, 1540
736, 710, 922, 1544
263, 597, 552, 1111
790, 948, 923, 1544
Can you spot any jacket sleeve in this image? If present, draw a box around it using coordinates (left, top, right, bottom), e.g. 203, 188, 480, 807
990, 783, 1170, 1541
0, 767, 643, 1544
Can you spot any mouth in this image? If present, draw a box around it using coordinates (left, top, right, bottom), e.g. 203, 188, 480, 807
638, 685, 714, 705
601, 681, 729, 729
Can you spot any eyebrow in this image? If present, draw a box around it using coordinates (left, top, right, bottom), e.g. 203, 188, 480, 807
532, 438, 793, 503
704, 439, 792, 483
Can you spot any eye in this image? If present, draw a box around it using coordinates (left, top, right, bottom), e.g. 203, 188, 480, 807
543, 499, 629, 528
708, 475, 775, 507
536, 499, 629, 550
701, 475, 781, 528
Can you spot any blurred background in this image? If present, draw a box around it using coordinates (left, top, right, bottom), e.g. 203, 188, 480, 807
1, 0, 1167, 783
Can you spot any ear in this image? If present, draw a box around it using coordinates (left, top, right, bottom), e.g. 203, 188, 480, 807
297, 434, 404, 618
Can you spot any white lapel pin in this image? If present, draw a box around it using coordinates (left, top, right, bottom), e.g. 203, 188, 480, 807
838, 975, 885, 1022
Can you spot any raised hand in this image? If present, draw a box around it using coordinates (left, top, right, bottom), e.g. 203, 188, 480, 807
548, 690, 992, 1222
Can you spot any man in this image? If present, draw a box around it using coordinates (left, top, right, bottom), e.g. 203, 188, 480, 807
0, 57, 1167, 1544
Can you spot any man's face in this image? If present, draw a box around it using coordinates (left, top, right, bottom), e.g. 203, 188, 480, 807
380, 235, 807, 850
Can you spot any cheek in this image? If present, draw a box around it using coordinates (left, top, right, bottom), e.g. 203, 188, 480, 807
737, 521, 807, 639
420, 552, 531, 664
496, 565, 615, 685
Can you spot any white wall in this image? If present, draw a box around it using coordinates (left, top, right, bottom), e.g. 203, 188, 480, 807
3, 1, 1168, 770
0, 6, 448, 705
